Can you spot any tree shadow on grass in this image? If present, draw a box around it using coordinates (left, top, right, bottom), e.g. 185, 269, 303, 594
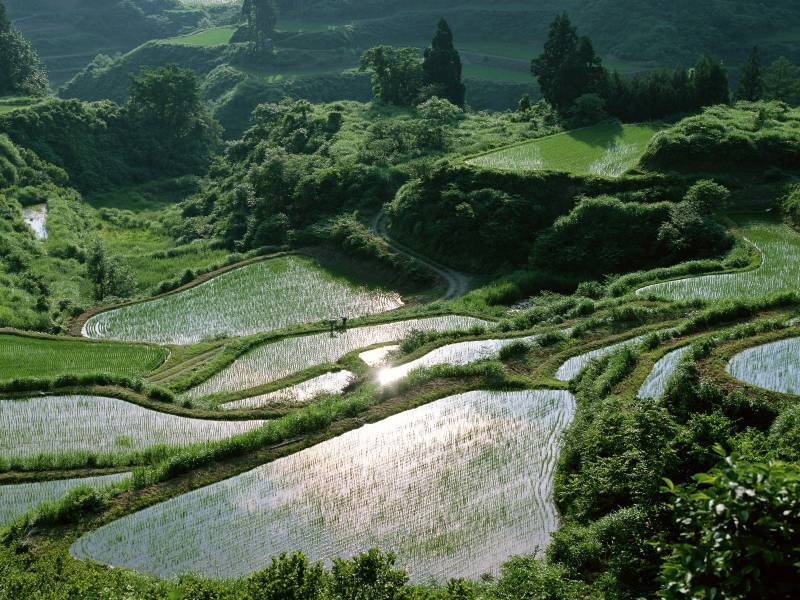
565, 120, 624, 148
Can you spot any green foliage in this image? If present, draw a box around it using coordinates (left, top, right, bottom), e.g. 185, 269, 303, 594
242, 0, 278, 51
330, 549, 409, 600
691, 54, 730, 108
737, 47, 764, 101
532, 13, 605, 112
782, 186, 800, 230
641, 101, 800, 173
360, 46, 423, 107
660, 456, 800, 599
0, 13, 47, 97
247, 552, 326, 600
420, 19, 465, 107
764, 57, 800, 105
86, 241, 136, 301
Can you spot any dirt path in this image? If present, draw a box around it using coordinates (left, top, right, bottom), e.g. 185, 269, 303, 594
371, 211, 472, 300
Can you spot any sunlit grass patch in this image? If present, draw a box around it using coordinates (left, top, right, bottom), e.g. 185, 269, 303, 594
466, 122, 663, 176
0, 334, 166, 381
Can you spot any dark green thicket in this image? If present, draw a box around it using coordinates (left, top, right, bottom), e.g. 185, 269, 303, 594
0, 0, 47, 96
420, 19, 465, 107
1, 66, 220, 192
737, 46, 764, 101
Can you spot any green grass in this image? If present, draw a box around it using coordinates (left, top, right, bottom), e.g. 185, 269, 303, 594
638, 217, 800, 301
466, 122, 664, 176
163, 26, 236, 47
277, 18, 342, 33
0, 334, 167, 381
83, 256, 404, 345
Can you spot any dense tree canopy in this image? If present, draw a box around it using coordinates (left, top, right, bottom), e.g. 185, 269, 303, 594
421, 19, 465, 107
531, 13, 605, 112
737, 46, 764, 101
0, 0, 47, 96
359, 46, 423, 106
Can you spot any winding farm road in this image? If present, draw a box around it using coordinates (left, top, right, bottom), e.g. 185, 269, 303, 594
371, 211, 472, 300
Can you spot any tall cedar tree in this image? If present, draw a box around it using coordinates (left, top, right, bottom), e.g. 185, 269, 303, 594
532, 13, 605, 112
421, 18, 466, 107
0, 0, 47, 96
692, 55, 729, 108
242, 0, 278, 51
737, 47, 764, 101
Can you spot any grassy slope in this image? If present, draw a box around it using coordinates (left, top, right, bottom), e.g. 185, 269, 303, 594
0, 333, 167, 381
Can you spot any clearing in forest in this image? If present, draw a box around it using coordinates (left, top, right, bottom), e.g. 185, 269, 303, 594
0, 334, 167, 381
466, 122, 663, 176
637, 219, 800, 301
70, 390, 576, 582
83, 256, 404, 345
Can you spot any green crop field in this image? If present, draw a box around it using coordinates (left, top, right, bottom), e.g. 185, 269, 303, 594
637, 346, 690, 400
727, 337, 800, 395
466, 122, 664, 176
163, 26, 236, 47
0, 473, 130, 525
0, 395, 264, 461
82, 256, 404, 345
71, 390, 576, 581
186, 315, 487, 401
637, 219, 800, 301
0, 334, 167, 381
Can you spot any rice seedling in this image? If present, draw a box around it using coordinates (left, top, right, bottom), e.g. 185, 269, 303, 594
466, 122, 662, 176
378, 335, 537, 386
186, 316, 485, 399
637, 346, 690, 400
83, 256, 404, 345
222, 371, 355, 410
0, 472, 130, 525
71, 389, 576, 582
727, 337, 800, 395
637, 220, 800, 301
0, 334, 167, 381
0, 395, 265, 460
556, 335, 650, 382
358, 345, 400, 367
22, 204, 47, 240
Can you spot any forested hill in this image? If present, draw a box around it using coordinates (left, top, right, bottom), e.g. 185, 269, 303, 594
4, 0, 213, 84
285, 0, 800, 66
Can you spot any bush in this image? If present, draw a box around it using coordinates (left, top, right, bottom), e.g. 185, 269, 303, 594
660, 455, 800, 599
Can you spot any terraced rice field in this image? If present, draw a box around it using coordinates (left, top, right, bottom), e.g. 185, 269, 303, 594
22, 204, 47, 240
466, 122, 662, 177
727, 337, 800, 394
358, 345, 399, 367
164, 26, 236, 47
83, 256, 404, 345
187, 316, 485, 399
222, 371, 355, 410
0, 334, 167, 381
638, 347, 690, 400
0, 473, 131, 525
71, 389, 576, 581
0, 396, 264, 460
637, 220, 800, 301
379, 335, 537, 385
556, 334, 649, 382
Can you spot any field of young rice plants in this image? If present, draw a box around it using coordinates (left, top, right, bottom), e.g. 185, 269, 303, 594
22, 204, 47, 240
637, 220, 800, 301
358, 345, 400, 367
726, 337, 800, 395
71, 389, 576, 581
186, 316, 486, 400
466, 122, 662, 177
83, 256, 404, 345
0, 472, 131, 525
222, 371, 355, 410
637, 346, 690, 400
0, 335, 167, 381
555, 334, 650, 382
0, 396, 264, 460
378, 335, 537, 385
